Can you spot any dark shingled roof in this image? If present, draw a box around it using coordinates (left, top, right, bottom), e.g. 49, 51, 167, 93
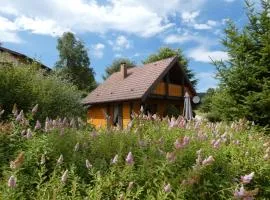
0, 46, 50, 71
82, 56, 195, 105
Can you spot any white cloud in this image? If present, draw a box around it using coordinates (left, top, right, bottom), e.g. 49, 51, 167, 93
91, 43, 105, 59
0, 0, 208, 38
0, 16, 22, 43
196, 71, 218, 92
188, 47, 229, 63
193, 23, 212, 30
108, 35, 132, 51
164, 34, 199, 44
181, 11, 200, 23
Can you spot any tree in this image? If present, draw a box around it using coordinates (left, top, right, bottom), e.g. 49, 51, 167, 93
103, 58, 135, 80
143, 47, 197, 88
210, 0, 270, 126
55, 32, 96, 92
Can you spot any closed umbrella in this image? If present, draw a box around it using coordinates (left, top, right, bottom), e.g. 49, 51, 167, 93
183, 92, 192, 120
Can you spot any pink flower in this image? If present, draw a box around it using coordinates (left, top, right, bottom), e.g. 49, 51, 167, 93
213, 139, 221, 149
126, 152, 134, 165
8, 175, 16, 188
234, 185, 245, 198
164, 183, 171, 193
111, 154, 118, 164
174, 139, 182, 149
202, 156, 215, 166
16, 110, 24, 122
61, 170, 68, 183
241, 172, 254, 184
85, 159, 92, 169
34, 120, 41, 130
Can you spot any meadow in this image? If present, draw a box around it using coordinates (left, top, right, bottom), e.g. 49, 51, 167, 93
0, 105, 269, 200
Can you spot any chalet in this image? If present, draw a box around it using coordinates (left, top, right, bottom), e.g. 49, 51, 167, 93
82, 56, 196, 128
0, 46, 50, 71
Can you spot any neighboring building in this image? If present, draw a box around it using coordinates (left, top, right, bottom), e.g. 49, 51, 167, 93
0, 46, 50, 71
83, 56, 196, 128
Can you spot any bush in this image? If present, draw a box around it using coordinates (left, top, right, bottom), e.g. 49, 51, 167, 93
0, 63, 84, 120
0, 110, 269, 199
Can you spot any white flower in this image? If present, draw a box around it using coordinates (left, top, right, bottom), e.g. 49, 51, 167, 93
202, 156, 215, 166
26, 128, 32, 139
164, 183, 171, 193
8, 175, 16, 188
111, 154, 118, 164
57, 154, 64, 165
74, 143, 79, 152
85, 159, 92, 169
34, 120, 41, 130
31, 104, 38, 114
61, 170, 68, 183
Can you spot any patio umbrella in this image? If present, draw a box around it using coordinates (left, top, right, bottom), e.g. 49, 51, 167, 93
183, 92, 193, 120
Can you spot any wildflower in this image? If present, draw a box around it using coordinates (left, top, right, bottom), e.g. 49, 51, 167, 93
213, 139, 221, 149
241, 172, 254, 184
126, 152, 134, 165
61, 170, 68, 183
164, 183, 171, 193
264, 153, 269, 160
34, 120, 41, 130
202, 156, 215, 166
234, 185, 245, 198
174, 139, 182, 149
74, 143, 79, 152
21, 130, 26, 136
57, 154, 64, 165
40, 154, 46, 165
183, 136, 190, 145
111, 154, 118, 164
31, 104, 38, 114
16, 110, 24, 122
140, 105, 144, 113
119, 193, 124, 200
166, 152, 176, 163
10, 152, 24, 169
128, 181, 134, 190
0, 109, 4, 116
266, 147, 270, 153
70, 118, 76, 128
85, 159, 92, 169
26, 128, 32, 139
263, 142, 269, 147
8, 175, 16, 188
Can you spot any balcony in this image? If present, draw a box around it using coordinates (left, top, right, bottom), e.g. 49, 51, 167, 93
152, 82, 183, 97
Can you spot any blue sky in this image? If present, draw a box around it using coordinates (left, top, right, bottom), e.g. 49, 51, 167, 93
0, 0, 250, 92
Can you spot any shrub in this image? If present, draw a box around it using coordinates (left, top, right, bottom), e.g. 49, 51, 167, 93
0, 62, 84, 120
0, 110, 269, 199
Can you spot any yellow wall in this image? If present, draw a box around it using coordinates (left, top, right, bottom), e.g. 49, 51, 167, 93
87, 105, 107, 128
123, 102, 130, 128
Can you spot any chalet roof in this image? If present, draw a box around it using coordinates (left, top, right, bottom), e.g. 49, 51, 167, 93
82, 56, 196, 105
0, 46, 50, 71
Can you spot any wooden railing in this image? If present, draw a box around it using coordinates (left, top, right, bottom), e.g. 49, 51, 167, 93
152, 82, 182, 97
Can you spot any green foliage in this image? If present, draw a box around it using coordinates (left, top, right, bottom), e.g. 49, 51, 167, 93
165, 104, 181, 118
199, 88, 215, 113
0, 109, 270, 199
55, 32, 96, 92
143, 47, 198, 88
208, 1, 270, 126
0, 63, 84, 120
102, 58, 135, 80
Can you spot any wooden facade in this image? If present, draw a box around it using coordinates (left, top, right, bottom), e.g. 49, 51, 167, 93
84, 56, 196, 129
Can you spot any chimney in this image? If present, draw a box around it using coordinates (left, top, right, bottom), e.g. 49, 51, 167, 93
120, 62, 127, 79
